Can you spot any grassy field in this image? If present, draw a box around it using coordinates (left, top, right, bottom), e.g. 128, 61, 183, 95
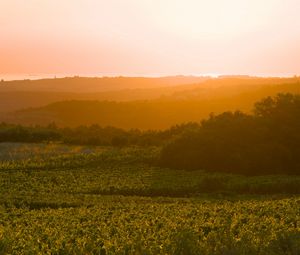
1, 143, 300, 254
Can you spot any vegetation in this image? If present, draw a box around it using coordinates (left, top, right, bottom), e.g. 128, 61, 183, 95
160, 93, 300, 175
1, 90, 300, 253
0, 122, 197, 146
1, 77, 300, 129
0, 143, 300, 254
1, 93, 300, 175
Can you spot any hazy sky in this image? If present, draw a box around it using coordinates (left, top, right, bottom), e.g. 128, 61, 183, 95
1, 0, 300, 77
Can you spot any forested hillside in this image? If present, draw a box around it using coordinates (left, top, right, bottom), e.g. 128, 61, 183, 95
2, 78, 300, 129
1, 93, 300, 175
0, 77, 299, 115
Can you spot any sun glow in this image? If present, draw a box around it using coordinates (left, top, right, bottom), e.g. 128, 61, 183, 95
143, 1, 272, 39
0, 0, 299, 76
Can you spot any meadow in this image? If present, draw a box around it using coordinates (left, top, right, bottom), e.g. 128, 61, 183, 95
1, 143, 300, 254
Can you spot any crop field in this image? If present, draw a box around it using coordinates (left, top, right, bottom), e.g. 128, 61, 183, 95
0, 143, 300, 254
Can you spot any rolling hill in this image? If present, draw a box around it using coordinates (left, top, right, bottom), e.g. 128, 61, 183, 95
3, 77, 300, 130
0, 76, 209, 112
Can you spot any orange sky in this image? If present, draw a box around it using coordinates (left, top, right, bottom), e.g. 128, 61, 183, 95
0, 0, 299, 77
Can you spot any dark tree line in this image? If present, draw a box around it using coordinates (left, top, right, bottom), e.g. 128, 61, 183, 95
1, 93, 300, 175
159, 93, 300, 175
0, 121, 198, 147
0, 123, 61, 143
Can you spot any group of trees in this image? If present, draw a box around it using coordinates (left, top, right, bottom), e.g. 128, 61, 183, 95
159, 93, 300, 175
1, 93, 300, 175
0, 123, 61, 143
0, 121, 197, 147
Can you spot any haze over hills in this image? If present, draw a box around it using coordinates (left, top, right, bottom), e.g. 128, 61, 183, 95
0, 76, 208, 112
1, 76, 299, 113
0, 87, 192, 113
2, 76, 300, 129
0, 76, 209, 93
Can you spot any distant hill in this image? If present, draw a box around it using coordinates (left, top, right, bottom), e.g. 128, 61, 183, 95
0, 76, 209, 112
1, 76, 299, 113
0, 84, 202, 113
3, 77, 300, 130
169, 77, 300, 99
0, 76, 209, 93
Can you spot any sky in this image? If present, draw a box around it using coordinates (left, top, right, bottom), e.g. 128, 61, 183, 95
0, 0, 300, 78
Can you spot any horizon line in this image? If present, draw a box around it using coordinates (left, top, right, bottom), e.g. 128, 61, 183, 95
0, 73, 299, 82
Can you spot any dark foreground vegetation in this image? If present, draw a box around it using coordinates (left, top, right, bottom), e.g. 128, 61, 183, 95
1, 93, 300, 175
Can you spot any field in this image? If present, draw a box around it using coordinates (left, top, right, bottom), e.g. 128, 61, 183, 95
1, 143, 300, 254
